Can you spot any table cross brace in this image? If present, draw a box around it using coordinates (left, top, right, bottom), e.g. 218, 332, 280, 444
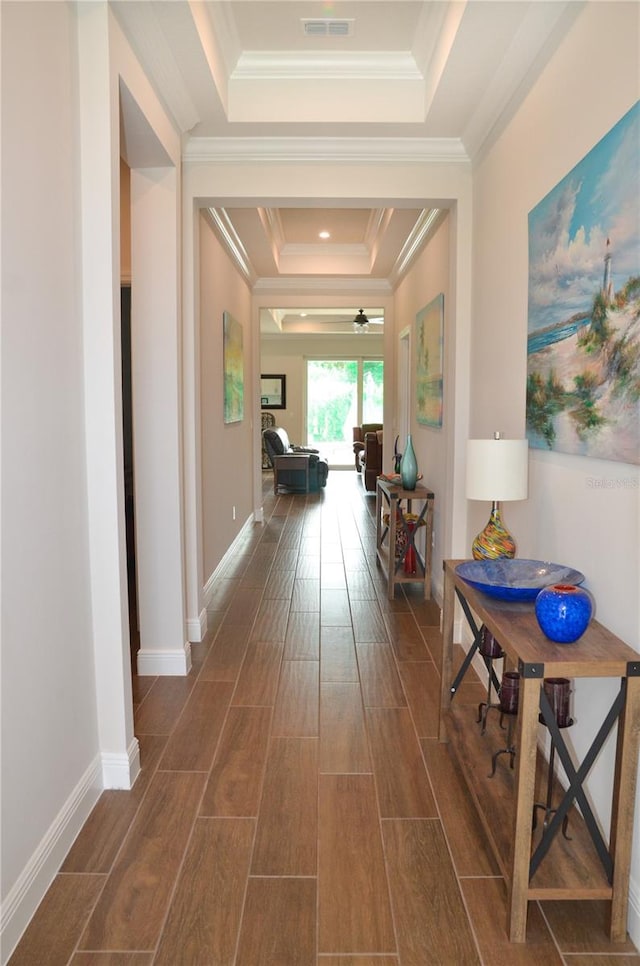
529, 680, 625, 881
449, 587, 501, 698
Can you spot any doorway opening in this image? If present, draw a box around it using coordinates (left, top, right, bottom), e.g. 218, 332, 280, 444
306, 357, 384, 467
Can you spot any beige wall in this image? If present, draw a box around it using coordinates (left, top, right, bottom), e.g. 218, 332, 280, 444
200, 213, 253, 582
394, 214, 451, 601
471, 1, 640, 934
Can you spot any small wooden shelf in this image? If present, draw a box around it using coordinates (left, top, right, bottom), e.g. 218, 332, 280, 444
375, 478, 434, 599
439, 559, 640, 943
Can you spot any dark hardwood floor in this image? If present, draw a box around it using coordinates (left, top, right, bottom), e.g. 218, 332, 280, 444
8, 471, 640, 965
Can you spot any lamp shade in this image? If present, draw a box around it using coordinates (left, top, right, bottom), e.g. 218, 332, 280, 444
466, 437, 528, 502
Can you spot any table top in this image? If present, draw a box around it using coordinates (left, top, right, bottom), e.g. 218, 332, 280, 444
445, 558, 640, 678
376, 477, 434, 500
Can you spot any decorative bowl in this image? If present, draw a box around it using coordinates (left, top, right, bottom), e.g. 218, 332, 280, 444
455, 559, 585, 601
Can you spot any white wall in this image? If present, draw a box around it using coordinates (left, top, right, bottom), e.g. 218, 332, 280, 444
471, 1, 640, 941
394, 215, 451, 602
1, 1, 100, 953
200, 214, 253, 584
1, 2, 186, 957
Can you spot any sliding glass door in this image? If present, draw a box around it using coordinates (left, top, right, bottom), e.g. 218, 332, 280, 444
306, 357, 383, 467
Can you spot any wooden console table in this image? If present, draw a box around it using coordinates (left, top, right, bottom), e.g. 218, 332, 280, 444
375, 478, 434, 599
439, 559, 640, 943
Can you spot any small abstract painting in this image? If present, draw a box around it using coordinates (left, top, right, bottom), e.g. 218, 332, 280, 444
526, 101, 639, 465
416, 293, 444, 428
223, 311, 244, 424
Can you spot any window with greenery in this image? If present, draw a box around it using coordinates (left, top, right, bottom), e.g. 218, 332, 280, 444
306, 358, 383, 463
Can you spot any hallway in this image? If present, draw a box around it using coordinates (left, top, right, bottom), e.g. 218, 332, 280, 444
9, 472, 639, 965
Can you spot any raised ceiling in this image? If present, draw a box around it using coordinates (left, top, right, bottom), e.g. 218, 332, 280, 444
113, 1, 580, 316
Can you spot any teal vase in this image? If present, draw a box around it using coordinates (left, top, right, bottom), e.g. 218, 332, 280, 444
400, 434, 418, 490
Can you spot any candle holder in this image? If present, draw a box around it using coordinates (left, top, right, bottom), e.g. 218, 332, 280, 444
476, 626, 505, 735
533, 678, 573, 839
489, 670, 520, 777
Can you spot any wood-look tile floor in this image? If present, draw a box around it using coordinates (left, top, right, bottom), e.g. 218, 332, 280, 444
9, 472, 640, 965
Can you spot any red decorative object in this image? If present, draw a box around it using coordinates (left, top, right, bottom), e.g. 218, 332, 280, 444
404, 522, 417, 574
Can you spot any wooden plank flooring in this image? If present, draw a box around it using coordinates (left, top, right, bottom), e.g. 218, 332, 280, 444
8, 471, 640, 965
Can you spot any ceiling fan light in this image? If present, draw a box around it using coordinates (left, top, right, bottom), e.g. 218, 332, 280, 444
353, 308, 370, 333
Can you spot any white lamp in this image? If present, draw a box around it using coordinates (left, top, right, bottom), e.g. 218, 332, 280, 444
466, 433, 529, 559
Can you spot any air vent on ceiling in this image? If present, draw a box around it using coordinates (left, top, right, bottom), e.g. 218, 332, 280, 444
302, 19, 354, 38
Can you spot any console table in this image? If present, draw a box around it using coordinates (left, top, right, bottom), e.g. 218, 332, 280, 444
375, 478, 434, 599
439, 559, 640, 943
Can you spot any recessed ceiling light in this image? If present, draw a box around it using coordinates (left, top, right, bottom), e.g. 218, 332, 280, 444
319, 231, 330, 240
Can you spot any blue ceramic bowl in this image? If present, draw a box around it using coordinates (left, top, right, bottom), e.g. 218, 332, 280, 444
455, 559, 585, 602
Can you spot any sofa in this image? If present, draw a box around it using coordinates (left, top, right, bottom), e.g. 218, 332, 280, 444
353, 426, 383, 492
263, 426, 329, 492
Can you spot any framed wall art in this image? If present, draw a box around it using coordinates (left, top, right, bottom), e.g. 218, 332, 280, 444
416, 293, 444, 428
260, 374, 286, 410
223, 311, 244, 424
526, 101, 639, 465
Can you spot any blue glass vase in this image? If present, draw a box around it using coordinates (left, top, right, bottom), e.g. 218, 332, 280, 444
400, 434, 418, 490
534, 584, 593, 643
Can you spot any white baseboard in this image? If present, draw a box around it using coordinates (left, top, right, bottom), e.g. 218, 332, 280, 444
101, 736, 140, 790
186, 608, 207, 643
203, 513, 256, 604
136, 641, 192, 676
0, 756, 103, 965
628, 877, 640, 948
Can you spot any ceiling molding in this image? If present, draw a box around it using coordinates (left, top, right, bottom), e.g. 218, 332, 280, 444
418, 1, 467, 120
389, 208, 444, 286
232, 50, 423, 81
202, 0, 242, 77
462, 1, 583, 162
253, 276, 393, 295
258, 208, 285, 269
184, 137, 470, 165
205, 208, 256, 284
281, 243, 370, 259
111, 3, 200, 133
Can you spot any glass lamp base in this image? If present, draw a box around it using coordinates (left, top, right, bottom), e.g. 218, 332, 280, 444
472, 505, 516, 560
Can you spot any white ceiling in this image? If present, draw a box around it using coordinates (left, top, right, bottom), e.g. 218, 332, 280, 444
113, 0, 580, 329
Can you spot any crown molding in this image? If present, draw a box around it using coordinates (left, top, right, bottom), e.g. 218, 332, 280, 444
111, 3, 200, 134
184, 137, 469, 165
389, 207, 444, 285
252, 277, 393, 295
232, 50, 423, 81
205, 208, 256, 284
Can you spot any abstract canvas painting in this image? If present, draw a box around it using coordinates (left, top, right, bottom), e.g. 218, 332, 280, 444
223, 311, 244, 424
416, 293, 444, 428
526, 101, 639, 465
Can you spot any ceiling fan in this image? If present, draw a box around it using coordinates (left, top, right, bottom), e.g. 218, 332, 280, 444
351, 309, 384, 333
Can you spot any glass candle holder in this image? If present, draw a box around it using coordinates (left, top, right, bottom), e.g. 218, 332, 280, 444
542, 677, 572, 728
499, 670, 520, 716
479, 625, 504, 659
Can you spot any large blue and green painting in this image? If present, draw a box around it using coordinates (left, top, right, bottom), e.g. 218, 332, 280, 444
526, 101, 639, 465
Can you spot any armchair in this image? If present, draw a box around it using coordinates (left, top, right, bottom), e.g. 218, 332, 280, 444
263, 427, 329, 493
353, 423, 383, 471
361, 430, 383, 492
